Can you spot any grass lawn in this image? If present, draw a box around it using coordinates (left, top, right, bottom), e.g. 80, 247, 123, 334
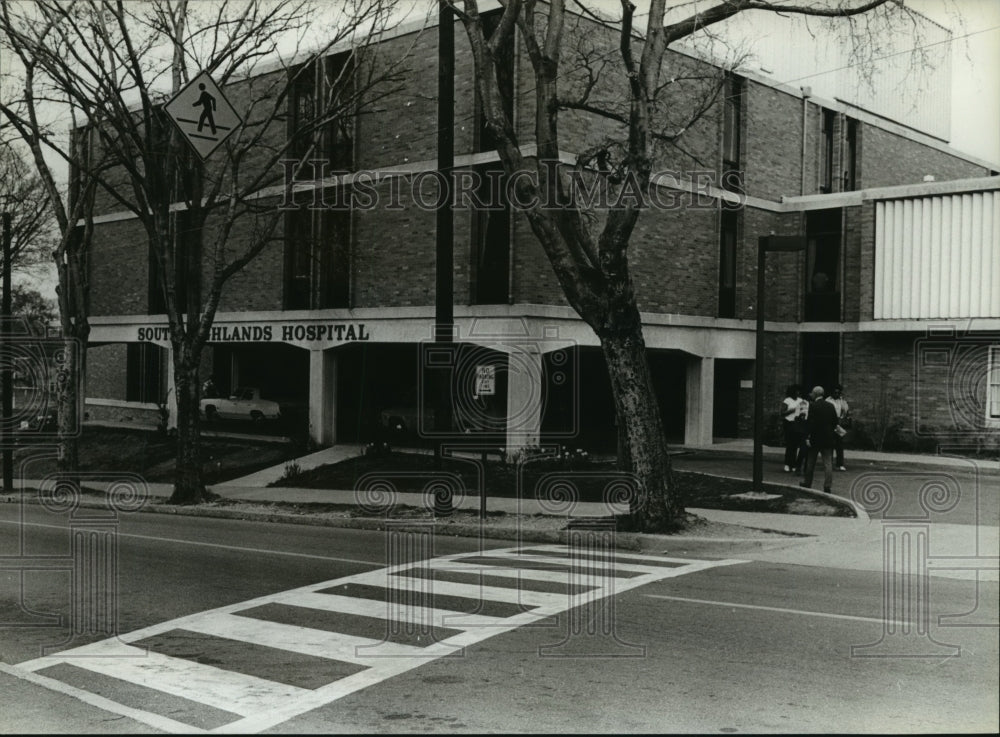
272, 451, 854, 517
7, 427, 303, 485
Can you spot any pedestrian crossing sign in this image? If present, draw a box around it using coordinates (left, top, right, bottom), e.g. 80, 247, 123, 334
164, 71, 242, 161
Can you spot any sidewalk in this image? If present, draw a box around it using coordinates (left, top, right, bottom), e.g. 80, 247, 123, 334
9, 441, 997, 582
681, 438, 1000, 473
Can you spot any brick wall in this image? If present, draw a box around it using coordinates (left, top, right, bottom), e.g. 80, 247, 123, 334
741, 209, 804, 321
861, 126, 990, 189
82, 11, 993, 324
89, 218, 150, 316
837, 331, 999, 451
87, 343, 128, 400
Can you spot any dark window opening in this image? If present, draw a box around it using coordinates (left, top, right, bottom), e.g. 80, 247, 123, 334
722, 75, 744, 193
844, 118, 858, 191
475, 10, 515, 153
718, 210, 738, 318
126, 343, 163, 404
319, 208, 351, 308
284, 206, 312, 310
471, 165, 511, 304
285, 202, 351, 310
804, 208, 841, 321
288, 52, 354, 179
820, 109, 836, 193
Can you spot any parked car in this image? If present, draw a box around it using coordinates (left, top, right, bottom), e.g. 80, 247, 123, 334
201, 387, 281, 422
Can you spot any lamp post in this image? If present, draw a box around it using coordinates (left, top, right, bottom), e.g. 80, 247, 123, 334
753, 235, 806, 493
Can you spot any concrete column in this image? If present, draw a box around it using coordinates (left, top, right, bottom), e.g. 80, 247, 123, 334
165, 345, 177, 430
684, 355, 715, 447
505, 346, 543, 451
308, 348, 337, 446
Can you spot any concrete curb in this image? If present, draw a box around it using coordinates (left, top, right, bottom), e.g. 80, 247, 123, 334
681, 469, 869, 521
4, 494, 807, 551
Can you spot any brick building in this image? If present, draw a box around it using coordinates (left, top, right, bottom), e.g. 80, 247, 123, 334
83, 10, 1000, 454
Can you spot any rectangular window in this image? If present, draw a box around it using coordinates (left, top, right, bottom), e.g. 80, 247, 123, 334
804, 208, 841, 321
288, 52, 354, 179
844, 118, 858, 191
718, 210, 738, 318
126, 343, 163, 404
722, 75, 744, 192
989, 346, 1000, 423
318, 207, 351, 309
285, 203, 351, 310
820, 109, 836, 193
471, 164, 511, 304
284, 207, 312, 310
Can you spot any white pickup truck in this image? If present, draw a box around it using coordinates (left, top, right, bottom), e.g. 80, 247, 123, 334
201, 387, 281, 422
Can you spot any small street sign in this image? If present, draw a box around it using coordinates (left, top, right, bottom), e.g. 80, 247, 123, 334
164, 72, 242, 161
474, 365, 496, 397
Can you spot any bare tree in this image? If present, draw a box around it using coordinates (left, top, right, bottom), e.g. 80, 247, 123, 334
454, 0, 932, 532
0, 145, 55, 279
0, 0, 408, 503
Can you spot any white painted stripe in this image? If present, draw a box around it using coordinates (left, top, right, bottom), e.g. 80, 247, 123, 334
179, 611, 430, 663
523, 544, 703, 566
376, 570, 568, 609
62, 648, 309, 716
484, 550, 698, 574
285, 591, 510, 629
423, 558, 580, 585
0, 519, 382, 568
0, 662, 209, 734
644, 594, 900, 626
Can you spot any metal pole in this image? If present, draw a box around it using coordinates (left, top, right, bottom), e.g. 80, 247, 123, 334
433, 2, 454, 515
752, 236, 766, 493
2, 212, 13, 492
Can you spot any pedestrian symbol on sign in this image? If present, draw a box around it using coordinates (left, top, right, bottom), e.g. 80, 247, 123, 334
164, 72, 242, 160
194, 83, 217, 134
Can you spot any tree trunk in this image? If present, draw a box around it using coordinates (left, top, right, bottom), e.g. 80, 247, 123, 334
56, 332, 83, 479
168, 354, 208, 504
598, 325, 682, 532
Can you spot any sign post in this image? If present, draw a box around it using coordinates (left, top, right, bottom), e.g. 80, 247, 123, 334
164, 72, 242, 160
754, 235, 807, 493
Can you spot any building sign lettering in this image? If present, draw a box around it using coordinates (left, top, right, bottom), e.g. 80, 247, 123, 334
137, 323, 370, 344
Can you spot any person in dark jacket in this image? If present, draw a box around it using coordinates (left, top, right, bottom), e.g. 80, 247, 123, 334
800, 385, 839, 493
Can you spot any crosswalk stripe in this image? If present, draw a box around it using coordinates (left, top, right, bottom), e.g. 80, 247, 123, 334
287, 590, 512, 629
51, 647, 309, 716
6, 545, 746, 733
377, 570, 568, 609
423, 558, 585, 584
178, 611, 431, 664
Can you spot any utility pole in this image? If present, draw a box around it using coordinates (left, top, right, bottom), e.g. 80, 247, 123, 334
2, 212, 13, 491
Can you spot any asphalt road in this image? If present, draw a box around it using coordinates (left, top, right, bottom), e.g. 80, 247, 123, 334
1, 505, 997, 733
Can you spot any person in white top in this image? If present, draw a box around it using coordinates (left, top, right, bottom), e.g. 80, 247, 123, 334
780, 385, 805, 472
826, 384, 850, 470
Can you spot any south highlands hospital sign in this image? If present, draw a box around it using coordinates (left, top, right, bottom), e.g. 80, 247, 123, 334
136, 323, 371, 344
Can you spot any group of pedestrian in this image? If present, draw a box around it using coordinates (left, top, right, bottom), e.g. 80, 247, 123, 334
780, 383, 851, 493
